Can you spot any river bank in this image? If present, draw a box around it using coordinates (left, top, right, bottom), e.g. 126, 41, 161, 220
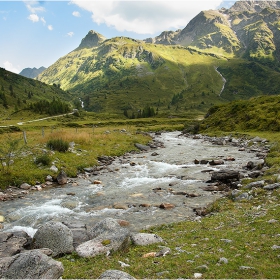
0, 131, 270, 234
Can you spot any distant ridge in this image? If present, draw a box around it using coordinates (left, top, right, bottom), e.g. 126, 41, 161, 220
19, 66, 46, 79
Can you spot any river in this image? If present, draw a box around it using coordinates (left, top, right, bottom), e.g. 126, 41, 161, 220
1, 132, 259, 236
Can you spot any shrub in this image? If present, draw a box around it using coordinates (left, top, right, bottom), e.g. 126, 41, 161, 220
46, 139, 69, 152
35, 153, 52, 166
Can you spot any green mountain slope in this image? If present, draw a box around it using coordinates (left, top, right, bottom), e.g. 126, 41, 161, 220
0, 67, 73, 118
37, 1, 280, 117
38, 35, 231, 117
200, 94, 280, 132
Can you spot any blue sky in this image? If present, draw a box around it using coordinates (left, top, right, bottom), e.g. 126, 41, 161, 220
0, 0, 236, 73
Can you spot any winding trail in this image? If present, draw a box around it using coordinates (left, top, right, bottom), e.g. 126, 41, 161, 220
0, 112, 74, 128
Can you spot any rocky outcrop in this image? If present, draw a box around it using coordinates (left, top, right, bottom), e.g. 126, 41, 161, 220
0, 250, 64, 279
32, 222, 74, 257
78, 30, 106, 49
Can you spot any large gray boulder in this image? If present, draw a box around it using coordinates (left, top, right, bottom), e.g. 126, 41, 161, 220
88, 217, 122, 239
32, 221, 74, 257
0, 231, 31, 258
0, 249, 64, 279
76, 228, 130, 258
98, 270, 135, 279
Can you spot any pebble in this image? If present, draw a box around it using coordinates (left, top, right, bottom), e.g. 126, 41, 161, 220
194, 273, 203, 279
220, 239, 232, 243
239, 266, 255, 270
218, 257, 228, 264
271, 245, 280, 250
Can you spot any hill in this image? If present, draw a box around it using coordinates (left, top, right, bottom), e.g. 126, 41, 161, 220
199, 94, 280, 132
0, 67, 74, 119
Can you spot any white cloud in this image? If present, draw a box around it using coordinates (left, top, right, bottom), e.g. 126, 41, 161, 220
71, 0, 225, 35
24, 1, 45, 14
3, 61, 20, 74
28, 13, 39, 22
40, 17, 46, 25
72, 11, 81, 17
67, 31, 74, 37
48, 25, 53, 31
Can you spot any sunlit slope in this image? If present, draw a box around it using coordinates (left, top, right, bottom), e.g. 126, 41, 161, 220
38, 37, 229, 116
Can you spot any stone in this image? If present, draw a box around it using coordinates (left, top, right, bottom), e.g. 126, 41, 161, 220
50, 165, 58, 173
32, 222, 74, 257
0, 215, 4, 222
113, 203, 128, 210
130, 233, 164, 246
0, 249, 64, 279
195, 265, 209, 272
271, 245, 280, 250
245, 180, 265, 189
209, 159, 224, 166
234, 192, 251, 201
76, 228, 130, 258
56, 170, 67, 185
211, 170, 240, 182
134, 143, 150, 151
88, 218, 122, 239
20, 183, 31, 190
159, 203, 175, 209
45, 175, 53, 181
98, 270, 135, 279
263, 183, 280, 190
93, 180, 102, 184
218, 257, 228, 264
156, 246, 171, 257
0, 231, 31, 258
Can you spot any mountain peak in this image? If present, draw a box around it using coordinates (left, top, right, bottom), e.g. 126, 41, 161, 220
78, 30, 106, 49
229, 0, 280, 13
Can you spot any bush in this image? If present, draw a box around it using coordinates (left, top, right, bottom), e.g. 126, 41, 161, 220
35, 153, 52, 166
46, 139, 69, 152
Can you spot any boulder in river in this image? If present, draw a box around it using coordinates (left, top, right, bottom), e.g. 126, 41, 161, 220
32, 221, 74, 257
0, 249, 64, 279
211, 170, 240, 183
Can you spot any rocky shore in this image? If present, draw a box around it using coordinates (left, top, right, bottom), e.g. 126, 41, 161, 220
1, 132, 279, 279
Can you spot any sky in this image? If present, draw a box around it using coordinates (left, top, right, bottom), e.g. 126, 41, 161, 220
0, 0, 237, 74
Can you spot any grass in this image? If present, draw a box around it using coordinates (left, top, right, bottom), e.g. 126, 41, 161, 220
0, 124, 151, 189
59, 189, 280, 279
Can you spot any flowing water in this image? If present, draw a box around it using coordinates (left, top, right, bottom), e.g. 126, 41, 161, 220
1, 132, 259, 236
